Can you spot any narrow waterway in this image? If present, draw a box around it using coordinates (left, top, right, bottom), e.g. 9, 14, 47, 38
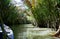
11, 24, 60, 39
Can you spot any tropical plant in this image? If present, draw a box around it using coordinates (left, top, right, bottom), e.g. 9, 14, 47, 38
0, 0, 19, 26
25, 0, 60, 37
0, 0, 18, 39
25, 0, 59, 30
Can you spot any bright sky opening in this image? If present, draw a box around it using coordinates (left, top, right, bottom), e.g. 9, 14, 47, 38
11, 0, 28, 10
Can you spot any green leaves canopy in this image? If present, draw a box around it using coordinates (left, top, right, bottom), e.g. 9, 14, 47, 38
0, 0, 18, 25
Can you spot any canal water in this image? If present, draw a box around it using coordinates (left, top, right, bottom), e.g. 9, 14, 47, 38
11, 24, 60, 39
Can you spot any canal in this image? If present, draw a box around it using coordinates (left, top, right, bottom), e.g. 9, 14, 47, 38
10, 24, 60, 39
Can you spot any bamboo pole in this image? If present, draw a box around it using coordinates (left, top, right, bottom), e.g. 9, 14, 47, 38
25, 0, 32, 8
25, 0, 35, 9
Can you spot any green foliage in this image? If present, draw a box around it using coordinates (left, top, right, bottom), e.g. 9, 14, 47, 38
16, 12, 31, 24
32, 0, 59, 28
0, 0, 18, 25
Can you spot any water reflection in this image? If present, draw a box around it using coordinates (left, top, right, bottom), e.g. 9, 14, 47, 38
11, 24, 59, 39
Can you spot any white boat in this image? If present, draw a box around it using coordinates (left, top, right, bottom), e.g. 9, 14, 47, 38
0, 24, 14, 39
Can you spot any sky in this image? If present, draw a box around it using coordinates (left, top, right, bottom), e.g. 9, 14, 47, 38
11, 0, 28, 10
11, 0, 23, 6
